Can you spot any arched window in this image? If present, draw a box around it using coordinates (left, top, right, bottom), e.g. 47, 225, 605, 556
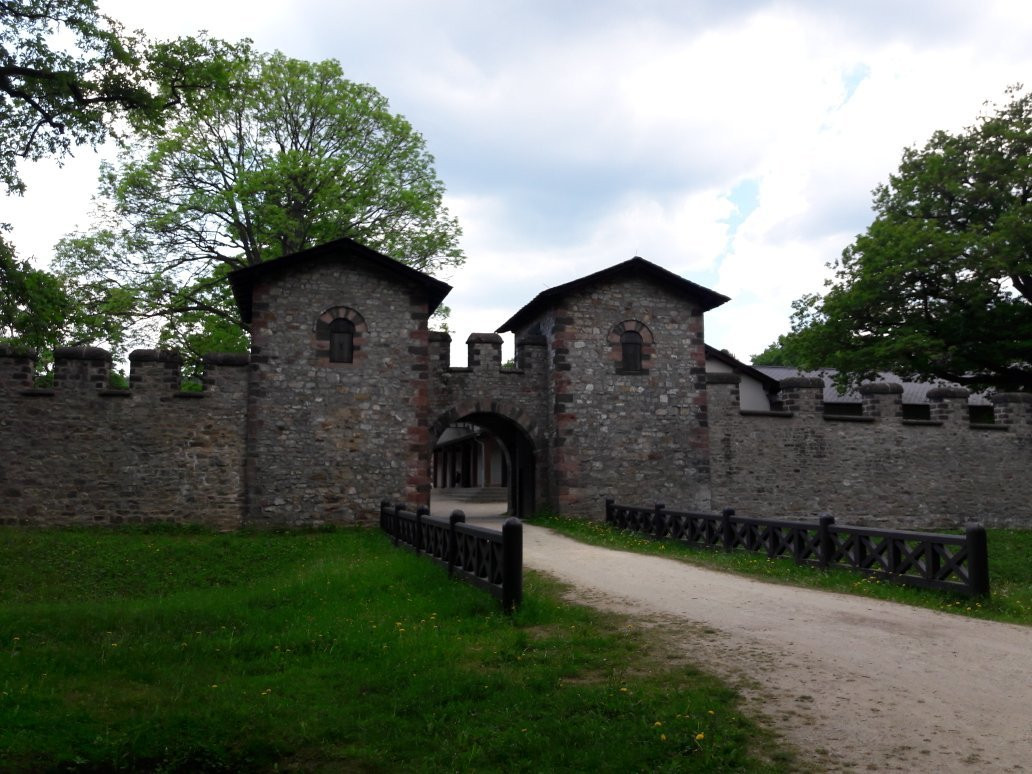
314, 306, 366, 364
608, 320, 654, 374
329, 318, 355, 363
620, 330, 643, 372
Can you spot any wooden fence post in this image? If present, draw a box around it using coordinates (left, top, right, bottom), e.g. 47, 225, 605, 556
605, 497, 615, 524
502, 517, 523, 611
416, 505, 429, 554
393, 503, 404, 547
448, 510, 466, 577
653, 503, 666, 539
721, 508, 734, 553
965, 523, 990, 597
818, 514, 835, 568
380, 500, 391, 533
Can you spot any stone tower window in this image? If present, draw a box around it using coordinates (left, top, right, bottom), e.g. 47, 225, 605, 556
329, 318, 355, 363
608, 320, 653, 374
620, 330, 643, 372
314, 306, 367, 364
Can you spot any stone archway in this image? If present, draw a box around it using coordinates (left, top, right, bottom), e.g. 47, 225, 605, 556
429, 401, 543, 518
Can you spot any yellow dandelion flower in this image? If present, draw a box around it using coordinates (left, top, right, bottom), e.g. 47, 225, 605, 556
695, 732, 705, 741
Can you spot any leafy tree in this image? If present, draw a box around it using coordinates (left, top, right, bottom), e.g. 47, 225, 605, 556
0, 0, 229, 195
0, 228, 125, 358
784, 87, 1032, 392
750, 338, 795, 366
56, 47, 464, 362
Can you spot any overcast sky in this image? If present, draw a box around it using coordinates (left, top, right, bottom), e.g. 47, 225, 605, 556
4, 0, 1031, 364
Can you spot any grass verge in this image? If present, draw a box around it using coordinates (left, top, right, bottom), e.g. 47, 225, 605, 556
0, 526, 794, 772
529, 515, 1032, 626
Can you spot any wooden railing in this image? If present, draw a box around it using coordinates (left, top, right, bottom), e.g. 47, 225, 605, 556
380, 501, 523, 610
605, 499, 990, 597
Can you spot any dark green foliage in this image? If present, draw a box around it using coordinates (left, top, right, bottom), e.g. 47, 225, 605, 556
0, 1, 232, 195
0, 230, 125, 364
782, 87, 1032, 392
55, 48, 464, 362
0, 527, 788, 772
749, 338, 794, 366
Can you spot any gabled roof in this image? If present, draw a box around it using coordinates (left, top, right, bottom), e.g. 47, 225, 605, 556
496, 256, 729, 333
228, 236, 452, 324
705, 345, 780, 391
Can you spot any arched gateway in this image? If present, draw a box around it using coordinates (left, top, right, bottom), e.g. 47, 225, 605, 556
429, 401, 544, 518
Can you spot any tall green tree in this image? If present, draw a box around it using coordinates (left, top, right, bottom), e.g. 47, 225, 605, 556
782, 87, 1032, 392
55, 48, 464, 361
0, 228, 126, 357
0, 0, 229, 195
1, 2, 234, 363
750, 338, 794, 366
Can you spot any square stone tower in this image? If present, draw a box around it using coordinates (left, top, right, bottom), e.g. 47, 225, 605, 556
497, 257, 729, 518
229, 238, 450, 525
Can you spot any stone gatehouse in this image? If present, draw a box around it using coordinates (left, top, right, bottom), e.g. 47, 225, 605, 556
1, 237, 1030, 528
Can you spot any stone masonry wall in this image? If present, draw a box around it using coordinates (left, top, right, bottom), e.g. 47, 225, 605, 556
0, 346, 248, 528
428, 331, 550, 513
531, 276, 711, 518
244, 259, 432, 525
708, 375, 1032, 528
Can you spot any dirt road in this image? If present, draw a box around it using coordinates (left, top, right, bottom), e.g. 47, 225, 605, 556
520, 524, 1032, 773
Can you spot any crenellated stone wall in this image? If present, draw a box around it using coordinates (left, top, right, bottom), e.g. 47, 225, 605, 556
708, 374, 1032, 528
0, 346, 248, 528
2, 239, 1029, 530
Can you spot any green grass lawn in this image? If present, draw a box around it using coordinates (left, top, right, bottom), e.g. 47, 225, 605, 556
0, 526, 794, 772
530, 515, 1032, 626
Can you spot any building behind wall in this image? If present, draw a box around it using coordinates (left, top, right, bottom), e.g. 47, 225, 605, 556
1, 236, 1029, 529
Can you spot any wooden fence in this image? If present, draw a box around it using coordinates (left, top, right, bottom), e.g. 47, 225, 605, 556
605, 499, 990, 597
380, 501, 523, 610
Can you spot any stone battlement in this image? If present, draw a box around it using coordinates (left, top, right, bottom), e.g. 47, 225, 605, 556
706, 375, 1031, 528
706, 373, 1032, 433
427, 331, 549, 374
3, 238, 1028, 531
0, 346, 249, 398
0, 346, 248, 528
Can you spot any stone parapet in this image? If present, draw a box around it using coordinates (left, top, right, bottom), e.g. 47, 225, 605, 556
991, 392, 1032, 433
928, 386, 970, 425
0, 345, 36, 393
428, 331, 452, 371
53, 346, 112, 391
515, 334, 547, 372
467, 333, 503, 370
859, 382, 903, 419
129, 349, 184, 394
202, 352, 250, 394
779, 376, 823, 415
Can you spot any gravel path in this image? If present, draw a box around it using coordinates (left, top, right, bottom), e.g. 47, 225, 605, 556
518, 524, 1032, 773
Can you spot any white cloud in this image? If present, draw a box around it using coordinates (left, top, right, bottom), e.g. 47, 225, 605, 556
4, 0, 1031, 364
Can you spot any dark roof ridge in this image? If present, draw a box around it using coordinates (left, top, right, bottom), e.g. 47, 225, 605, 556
228, 236, 452, 323
704, 345, 780, 390
496, 256, 728, 333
